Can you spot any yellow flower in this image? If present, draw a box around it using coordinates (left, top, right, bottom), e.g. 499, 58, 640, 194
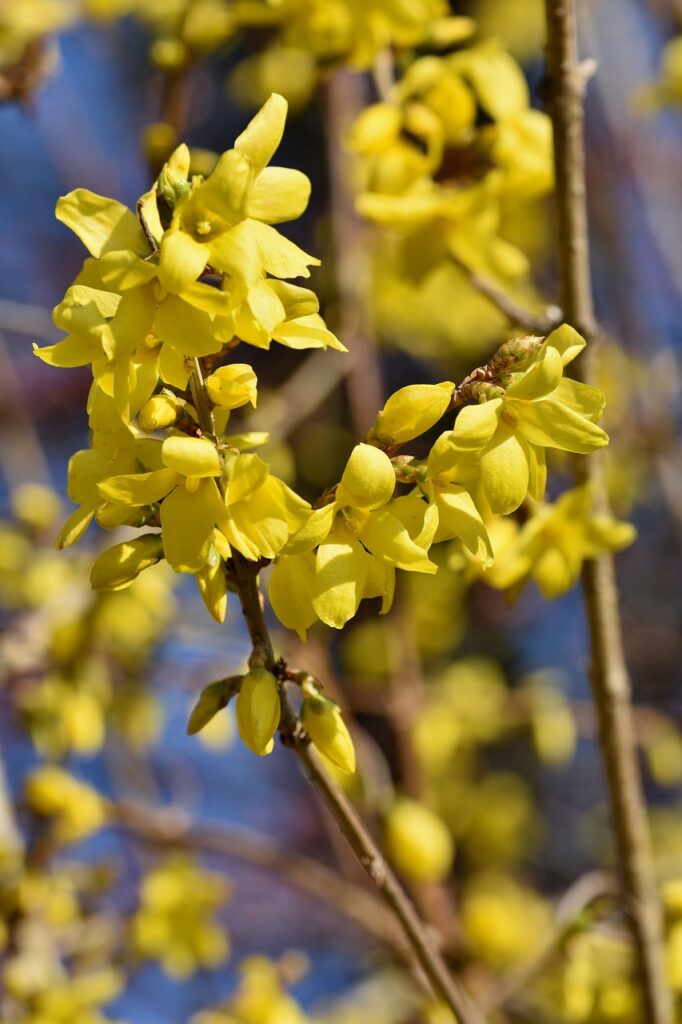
485, 483, 636, 598
24, 766, 107, 844
269, 443, 438, 635
133, 856, 230, 979
99, 435, 225, 573
158, 94, 317, 294
436, 325, 609, 515
384, 798, 454, 883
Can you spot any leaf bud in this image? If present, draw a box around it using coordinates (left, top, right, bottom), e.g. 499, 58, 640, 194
301, 695, 356, 775
384, 798, 454, 883
235, 668, 281, 756
370, 382, 454, 445
188, 677, 242, 736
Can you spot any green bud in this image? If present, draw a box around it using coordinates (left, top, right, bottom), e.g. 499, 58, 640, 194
235, 668, 280, 756
90, 535, 164, 591
157, 144, 191, 209
301, 695, 356, 775
188, 677, 241, 736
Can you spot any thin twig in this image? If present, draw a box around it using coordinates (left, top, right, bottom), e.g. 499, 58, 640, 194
111, 800, 406, 954
228, 551, 487, 1024
543, 3, 672, 1022
325, 70, 384, 436
450, 254, 563, 335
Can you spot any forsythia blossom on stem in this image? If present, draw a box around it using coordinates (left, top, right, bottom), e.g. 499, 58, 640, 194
36, 91, 624, 768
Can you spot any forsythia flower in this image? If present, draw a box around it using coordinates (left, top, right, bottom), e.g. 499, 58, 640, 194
484, 483, 637, 598
384, 798, 454, 883
193, 955, 309, 1024
34, 93, 339, 624
24, 766, 107, 844
269, 443, 437, 634
432, 326, 608, 515
132, 856, 230, 979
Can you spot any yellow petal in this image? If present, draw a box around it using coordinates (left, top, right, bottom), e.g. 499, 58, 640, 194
56, 189, 144, 257
235, 93, 288, 173
55, 506, 96, 549
98, 468, 179, 505
248, 167, 312, 224
544, 323, 586, 366
33, 334, 99, 368
451, 398, 503, 451
372, 382, 454, 444
480, 431, 530, 515
434, 486, 493, 564
90, 534, 164, 590
158, 230, 208, 293
301, 697, 355, 774
360, 506, 437, 573
155, 295, 223, 357
337, 444, 395, 510
249, 220, 320, 279
98, 250, 158, 290
268, 552, 318, 640
160, 479, 217, 572
516, 398, 609, 453
161, 436, 221, 478
312, 531, 368, 628
195, 556, 228, 624
505, 345, 564, 401
206, 364, 258, 409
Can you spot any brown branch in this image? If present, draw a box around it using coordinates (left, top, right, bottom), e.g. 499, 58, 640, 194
543, 3, 672, 1022
110, 800, 408, 954
449, 254, 563, 336
325, 70, 384, 436
229, 552, 488, 1024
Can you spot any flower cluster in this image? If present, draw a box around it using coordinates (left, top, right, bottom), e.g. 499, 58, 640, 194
352, 46, 553, 244
38, 94, 622, 770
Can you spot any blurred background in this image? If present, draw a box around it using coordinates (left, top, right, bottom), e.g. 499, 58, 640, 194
0, 0, 681, 1021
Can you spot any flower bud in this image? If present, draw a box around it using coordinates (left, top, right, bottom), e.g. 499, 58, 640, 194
205, 364, 258, 410
336, 444, 395, 511
235, 668, 280, 756
371, 383, 454, 445
384, 798, 454, 883
301, 695, 356, 774
90, 535, 164, 591
138, 393, 181, 431
157, 144, 191, 208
